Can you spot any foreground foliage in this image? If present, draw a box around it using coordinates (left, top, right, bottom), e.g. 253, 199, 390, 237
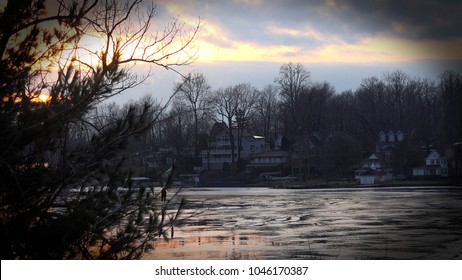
0, 0, 199, 259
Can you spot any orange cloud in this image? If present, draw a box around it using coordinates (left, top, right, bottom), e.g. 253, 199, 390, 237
192, 20, 462, 64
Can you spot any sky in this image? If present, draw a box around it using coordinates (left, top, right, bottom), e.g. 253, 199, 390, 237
65, 1, 462, 103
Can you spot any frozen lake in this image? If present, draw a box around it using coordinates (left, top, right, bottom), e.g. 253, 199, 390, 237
144, 186, 462, 260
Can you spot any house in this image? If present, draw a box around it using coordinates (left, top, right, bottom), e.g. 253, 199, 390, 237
356, 168, 393, 185
412, 150, 448, 177
144, 147, 174, 169
376, 129, 414, 155
355, 154, 380, 178
201, 123, 270, 170
306, 130, 333, 155
377, 129, 409, 144
287, 130, 334, 176
247, 150, 289, 172
274, 135, 290, 151
362, 153, 381, 169
373, 128, 416, 174
355, 154, 393, 185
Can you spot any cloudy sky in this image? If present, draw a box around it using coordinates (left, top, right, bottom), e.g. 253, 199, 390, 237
114, 0, 462, 103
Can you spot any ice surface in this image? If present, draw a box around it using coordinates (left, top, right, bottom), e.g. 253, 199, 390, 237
145, 186, 462, 260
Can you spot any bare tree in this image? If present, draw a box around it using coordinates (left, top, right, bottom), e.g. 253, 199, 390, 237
174, 71, 211, 161
439, 70, 462, 144
384, 70, 409, 128
327, 90, 355, 132
299, 82, 335, 132
252, 84, 279, 142
275, 62, 311, 137
164, 100, 193, 169
353, 76, 388, 147
234, 83, 258, 160
212, 86, 238, 164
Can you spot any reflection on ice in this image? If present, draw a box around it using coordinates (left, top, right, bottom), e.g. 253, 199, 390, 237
144, 187, 462, 260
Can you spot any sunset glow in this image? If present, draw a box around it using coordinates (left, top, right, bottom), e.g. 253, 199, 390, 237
148, 0, 462, 68
3, 93, 51, 104
33, 93, 51, 103
191, 20, 462, 64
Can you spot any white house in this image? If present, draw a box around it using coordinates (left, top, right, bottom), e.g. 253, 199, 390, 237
201, 125, 270, 170
412, 150, 448, 177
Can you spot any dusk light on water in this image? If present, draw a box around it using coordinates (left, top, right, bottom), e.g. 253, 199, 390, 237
147, 187, 462, 260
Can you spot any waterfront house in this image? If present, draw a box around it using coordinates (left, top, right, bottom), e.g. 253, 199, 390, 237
355, 153, 393, 185
201, 123, 270, 170
247, 150, 289, 172
412, 150, 448, 177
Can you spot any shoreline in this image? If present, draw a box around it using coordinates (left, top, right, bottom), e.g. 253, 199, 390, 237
185, 183, 462, 191
268, 184, 462, 190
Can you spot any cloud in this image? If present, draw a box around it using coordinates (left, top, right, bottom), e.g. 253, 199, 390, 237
267, 25, 327, 45
153, 0, 462, 64
348, 0, 462, 40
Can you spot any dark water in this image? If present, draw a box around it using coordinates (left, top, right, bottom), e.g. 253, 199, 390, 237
144, 186, 462, 260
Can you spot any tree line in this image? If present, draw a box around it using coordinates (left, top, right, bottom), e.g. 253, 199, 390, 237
129, 63, 462, 178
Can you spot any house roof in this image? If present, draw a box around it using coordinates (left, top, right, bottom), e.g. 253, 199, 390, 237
368, 154, 379, 160
307, 130, 333, 149
424, 150, 445, 161
379, 129, 414, 134
210, 122, 228, 138
378, 128, 415, 138
311, 130, 333, 142
361, 153, 380, 164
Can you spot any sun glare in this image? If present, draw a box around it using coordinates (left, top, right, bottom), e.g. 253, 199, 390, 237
32, 93, 51, 103
2, 92, 51, 104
